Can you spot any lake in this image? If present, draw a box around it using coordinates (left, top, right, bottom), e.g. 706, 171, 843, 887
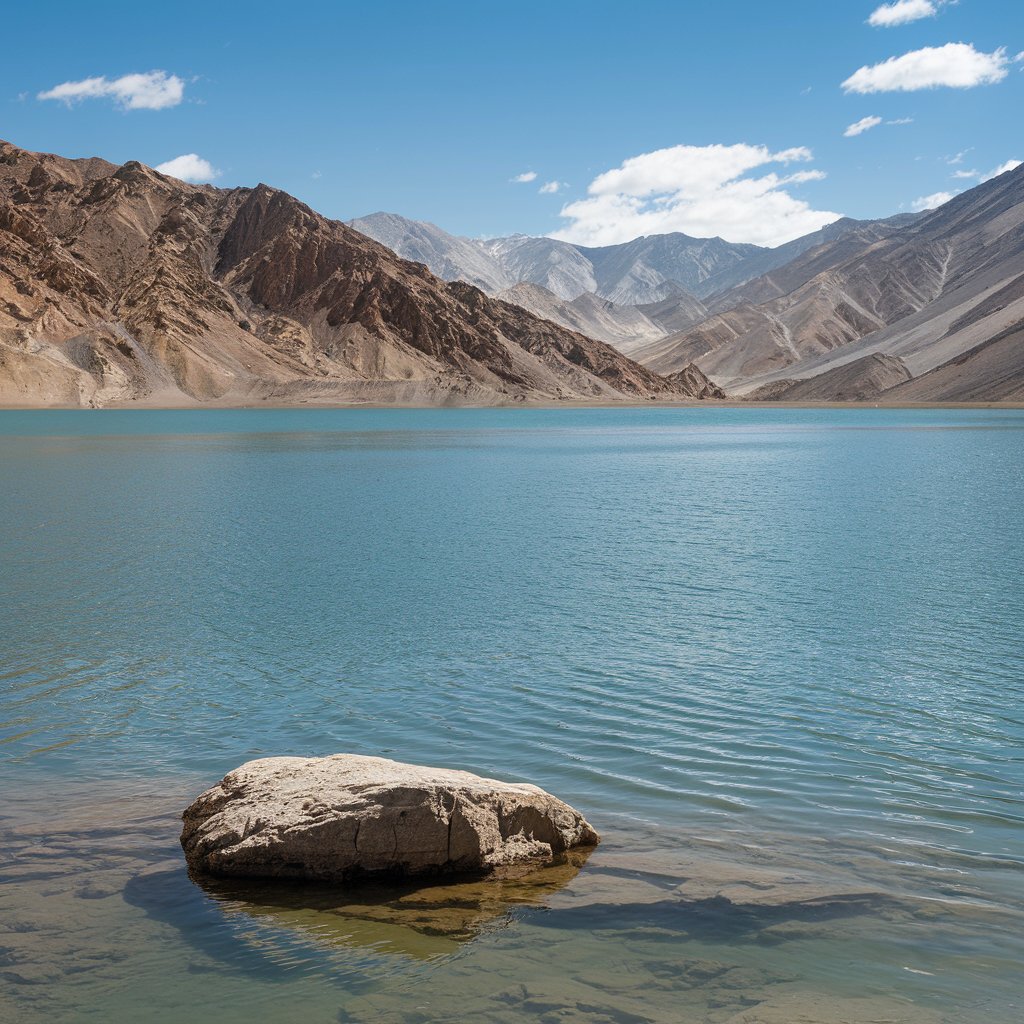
2, 407, 1022, 1023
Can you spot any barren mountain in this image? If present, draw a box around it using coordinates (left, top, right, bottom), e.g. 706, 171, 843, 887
348, 212, 513, 294
883, 323, 1024, 402
745, 354, 912, 402
577, 233, 764, 303
351, 213, 752, 305
349, 211, 925, 357
699, 214, 920, 302
479, 234, 599, 300
635, 166, 1024, 397
634, 286, 710, 335
495, 283, 667, 356
0, 140, 718, 407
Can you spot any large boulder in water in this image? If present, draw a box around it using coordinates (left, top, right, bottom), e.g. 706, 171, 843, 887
180, 754, 599, 881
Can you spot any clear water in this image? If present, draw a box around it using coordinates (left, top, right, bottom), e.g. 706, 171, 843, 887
1, 407, 1022, 1023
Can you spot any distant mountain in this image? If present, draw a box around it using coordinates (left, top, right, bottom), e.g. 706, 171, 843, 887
577, 233, 764, 303
0, 140, 717, 407
480, 234, 598, 300
633, 166, 1024, 400
699, 214, 921, 301
635, 286, 710, 335
349, 211, 926, 352
350, 213, 764, 305
348, 212, 513, 294
495, 283, 668, 356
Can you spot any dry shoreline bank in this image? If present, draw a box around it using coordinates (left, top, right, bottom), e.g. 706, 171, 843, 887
2, 399, 1022, 411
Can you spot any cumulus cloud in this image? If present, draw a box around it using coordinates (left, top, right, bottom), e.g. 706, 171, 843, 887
551, 143, 841, 248
844, 115, 883, 137
38, 70, 185, 110
842, 44, 1010, 93
912, 190, 957, 211
868, 0, 938, 28
154, 153, 219, 183
539, 180, 566, 194
511, 171, 537, 183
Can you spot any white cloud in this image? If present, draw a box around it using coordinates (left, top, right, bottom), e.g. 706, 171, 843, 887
983, 159, 1022, 180
38, 70, 185, 110
868, 0, 938, 28
311, 170, 322, 180
887, 117, 914, 125
154, 153, 219, 182
539, 180, 566, 194
947, 159, 1022, 183
844, 115, 883, 137
912, 190, 957, 211
551, 142, 841, 248
511, 171, 537, 183
842, 44, 1010, 93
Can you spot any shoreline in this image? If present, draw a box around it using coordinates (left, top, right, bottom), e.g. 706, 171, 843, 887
2, 398, 1023, 412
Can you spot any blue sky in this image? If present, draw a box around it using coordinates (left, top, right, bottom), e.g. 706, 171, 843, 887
2, 1, 1021, 247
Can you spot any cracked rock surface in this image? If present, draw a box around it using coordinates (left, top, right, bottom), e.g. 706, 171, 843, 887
180, 754, 599, 881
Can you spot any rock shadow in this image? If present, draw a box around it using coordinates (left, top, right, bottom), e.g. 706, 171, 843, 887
124, 849, 593, 972
533, 887, 910, 943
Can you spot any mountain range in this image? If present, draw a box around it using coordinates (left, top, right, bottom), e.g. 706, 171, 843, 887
349, 212, 843, 305
353, 168, 1024, 403
0, 140, 719, 408
2, 137, 1021, 407
637, 164, 1024, 399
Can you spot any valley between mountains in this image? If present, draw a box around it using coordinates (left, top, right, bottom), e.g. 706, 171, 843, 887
2, 138, 1022, 407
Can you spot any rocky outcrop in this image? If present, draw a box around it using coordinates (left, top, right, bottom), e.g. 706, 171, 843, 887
663, 364, 727, 400
180, 754, 599, 882
0, 139, 707, 407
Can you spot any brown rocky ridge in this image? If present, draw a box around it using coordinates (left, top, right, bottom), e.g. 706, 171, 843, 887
0, 140, 720, 407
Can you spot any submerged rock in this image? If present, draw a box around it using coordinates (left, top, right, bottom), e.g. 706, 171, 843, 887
180, 754, 599, 882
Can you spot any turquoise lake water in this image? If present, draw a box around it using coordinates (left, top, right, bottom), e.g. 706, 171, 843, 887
1, 407, 1022, 1023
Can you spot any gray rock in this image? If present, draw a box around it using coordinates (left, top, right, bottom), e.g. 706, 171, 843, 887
180, 754, 599, 881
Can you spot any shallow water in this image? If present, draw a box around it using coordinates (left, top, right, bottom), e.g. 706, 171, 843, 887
1, 407, 1022, 1023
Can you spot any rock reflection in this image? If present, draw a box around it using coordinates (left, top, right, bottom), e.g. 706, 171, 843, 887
189, 849, 594, 962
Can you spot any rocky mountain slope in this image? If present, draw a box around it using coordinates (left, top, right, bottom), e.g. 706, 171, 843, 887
883, 323, 1024, 402
350, 211, 926, 354
347, 212, 513, 294
352, 212, 811, 307
698, 214, 920, 302
576, 233, 764, 303
745, 354, 912, 402
0, 140, 719, 408
495, 283, 669, 357
635, 166, 1024, 397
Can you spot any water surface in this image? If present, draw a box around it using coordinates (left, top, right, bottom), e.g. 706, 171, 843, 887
2, 408, 1022, 1023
